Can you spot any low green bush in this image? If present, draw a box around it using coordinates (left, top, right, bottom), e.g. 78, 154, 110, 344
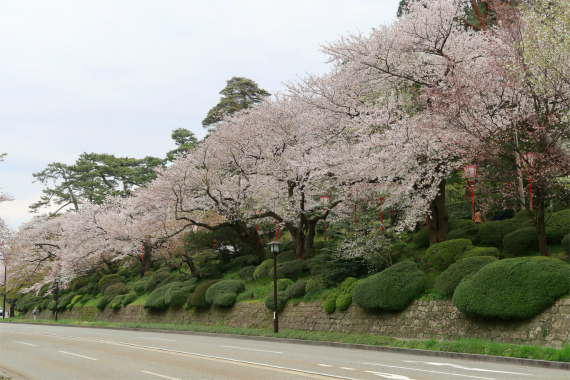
453, 257, 570, 319
89, 271, 102, 284
305, 276, 324, 294
77, 283, 96, 296
503, 227, 539, 255
270, 278, 294, 292
109, 295, 125, 310
134, 279, 151, 294
47, 300, 57, 311
457, 247, 499, 260
98, 274, 122, 292
237, 266, 256, 280
477, 220, 519, 247
40, 299, 50, 310
56, 293, 77, 311
424, 239, 473, 270
264, 291, 288, 311
353, 261, 427, 311
336, 277, 358, 311
275, 260, 308, 279
103, 283, 130, 302
276, 250, 296, 263
165, 281, 196, 306
205, 280, 245, 307
435, 256, 498, 297
70, 276, 89, 292
233, 254, 261, 267
412, 228, 430, 248
66, 295, 83, 310
546, 209, 570, 243
144, 285, 169, 310
96, 297, 108, 310
323, 290, 340, 314
448, 219, 475, 231
285, 280, 307, 299
187, 280, 220, 308
513, 209, 535, 223
562, 234, 569, 254
122, 293, 138, 306
253, 259, 274, 280
144, 271, 171, 292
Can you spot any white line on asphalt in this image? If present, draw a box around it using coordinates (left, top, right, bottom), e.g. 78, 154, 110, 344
13, 341, 36, 346
220, 345, 283, 354
365, 372, 415, 380
84, 332, 111, 336
141, 370, 180, 380
340, 367, 356, 371
318, 364, 333, 367
139, 337, 177, 342
59, 351, 98, 361
362, 363, 495, 380
402, 361, 532, 375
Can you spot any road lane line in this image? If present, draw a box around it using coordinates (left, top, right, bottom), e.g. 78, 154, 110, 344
365, 372, 415, 380
13, 341, 36, 346
318, 364, 333, 367
220, 345, 283, 354
402, 360, 532, 375
340, 368, 356, 371
84, 332, 111, 336
362, 363, 495, 380
59, 351, 98, 361
141, 370, 180, 380
138, 337, 176, 342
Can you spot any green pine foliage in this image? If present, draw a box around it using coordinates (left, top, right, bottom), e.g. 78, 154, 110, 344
134, 278, 151, 294
503, 227, 539, 255
109, 295, 126, 310
335, 277, 359, 311
546, 209, 570, 243
103, 283, 130, 302
96, 297, 108, 310
453, 257, 570, 319
98, 274, 123, 291
412, 228, 430, 248
424, 239, 473, 270
285, 281, 307, 299
323, 290, 341, 314
70, 276, 89, 292
205, 280, 245, 307
305, 276, 324, 295
187, 280, 220, 308
562, 234, 569, 254
122, 293, 138, 306
435, 256, 498, 297
264, 291, 289, 311
165, 281, 197, 306
353, 261, 427, 311
144, 285, 170, 310
274, 260, 308, 279
270, 278, 294, 292
477, 219, 520, 247
237, 266, 256, 280
253, 259, 274, 280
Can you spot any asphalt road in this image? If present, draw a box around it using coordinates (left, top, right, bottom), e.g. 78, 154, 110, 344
0, 323, 568, 380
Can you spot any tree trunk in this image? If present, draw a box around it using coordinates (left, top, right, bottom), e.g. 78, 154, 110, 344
233, 222, 266, 261
535, 190, 549, 257
428, 179, 449, 246
141, 242, 153, 276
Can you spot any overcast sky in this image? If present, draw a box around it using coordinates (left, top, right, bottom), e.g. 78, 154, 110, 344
0, 0, 400, 229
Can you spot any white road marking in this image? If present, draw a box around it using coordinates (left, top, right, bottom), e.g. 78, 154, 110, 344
402, 361, 532, 376
365, 372, 415, 380
318, 364, 333, 367
84, 332, 111, 336
138, 337, 176, 342
362, 362, 495, 380
141, 370, 180, 380
340, 367, 356, 370
13, 341, 36, 346
59, 351, 98, 361
220, 345, 283, 354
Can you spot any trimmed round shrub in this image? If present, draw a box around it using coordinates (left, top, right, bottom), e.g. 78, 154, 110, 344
109, 295, 125, 310
336, 277, 358, 312
130, 262, 142, 274
66, 295, 83, 310
435, 256, 498, 297
188, 280, 220, 308
412, 228, 430, 248
276, 250, 296, 263
96, 297, 108, 310
457, 247, 499, 260
144, 271, 171, 292
70, 276, 89, 292
285, 281, 307, 299
546, 209, 570, 243
237, 266, 256, 280
103, 283, 130, 302
77, 283, 96, 296
274, 260, 308, 279
513, 209, 535, 223
40, 299, 50, 310
134, 279, 151, 294
264, 291, 288, 311
271, 278, 294, 292
98, 274, 122, 291
323, 290, 340, 314
205, 280, 245, 307
100, 278, 124, 296
477, 219, 519, 247
453, 257, 570, 319
122, 293, 138, 306
503, 227, 538, 254
562, 234, 569, 254
144, 285, 169, 310
165, 282, 195, 306
253, 259, 274, 280
448, 219, 475, 231
424, 239, 473, 270
233, 254, 261, 267
47, 300, 57, 311
305, 276, 324, 294
56, 292, 77, 311
89, 272, 102, 284
353, 261, 428, 311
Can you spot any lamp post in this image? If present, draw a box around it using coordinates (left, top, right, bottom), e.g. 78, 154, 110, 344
318, 196, 330, 241
521, 152, 537, 210
267, 240, 282, 333
463, 164, 477, 222
53, 277, 60, 322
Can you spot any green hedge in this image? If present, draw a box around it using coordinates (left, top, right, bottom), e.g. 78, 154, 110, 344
56, 293, 77, 311
70, 276, 89, 292
276, 250, 296, 263
323, 290, 341, 314
274, 260, 308, 279
134, 279, 151, 294
205, 280, 245, 307
477, 220, 519, 247
264, 291, 288, 311
187, 280, 220, 308
546, 209, 570, 243
98, 274, 122, 291
453, 257, 570, 319
165, 281, 195, 306
144, 271, 171, 292
109, 295, 125, 310
457, 246, 499, 260
305, 276, 324, 294
412, 228, 430, 248
253, 259, 274, 280
424, 239, 473, 270
435, 256, 498, 297
335, 277, 358, 312
503, 227, 538, 255
270, 278, 294, 292
144, 285, 169, 310
103, 282, 130, 302
96, 297, 108, 310
285, 281, 307, 299
448, 219, 475, 231
562, 234, 569, 254
122, 293, 138, 306
237, 266, 256, 280
353, 261, 427, 311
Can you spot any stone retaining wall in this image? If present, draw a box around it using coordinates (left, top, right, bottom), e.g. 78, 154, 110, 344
36, 298, 570, 348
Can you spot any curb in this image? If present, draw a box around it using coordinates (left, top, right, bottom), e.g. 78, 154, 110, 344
4, 321, 569, 371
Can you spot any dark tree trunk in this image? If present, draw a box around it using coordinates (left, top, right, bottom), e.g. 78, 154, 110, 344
140, 242, 153, 276
285, 215, 318, 259
233, 222, 266, 261
534, 190, 549, 257
428, 179, 449, 246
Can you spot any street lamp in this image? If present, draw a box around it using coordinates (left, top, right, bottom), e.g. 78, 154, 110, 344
463, 164, 477, 222
54, 277, 60, 322
267, 240, 282, 333
318, 196, 330, 241
521, 152, 537, 210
